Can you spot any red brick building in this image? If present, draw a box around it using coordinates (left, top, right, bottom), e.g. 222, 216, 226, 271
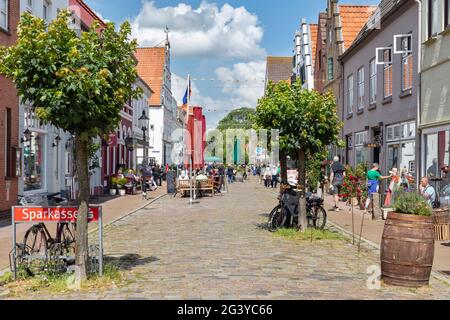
0, 0, 20, 213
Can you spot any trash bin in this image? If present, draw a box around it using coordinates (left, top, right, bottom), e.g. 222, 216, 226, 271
167, 170, 177, 194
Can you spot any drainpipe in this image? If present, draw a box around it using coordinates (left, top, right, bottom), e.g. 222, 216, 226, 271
414, 0, 422, 186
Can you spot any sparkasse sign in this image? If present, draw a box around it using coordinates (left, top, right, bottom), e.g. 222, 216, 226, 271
13, 206, 100, 223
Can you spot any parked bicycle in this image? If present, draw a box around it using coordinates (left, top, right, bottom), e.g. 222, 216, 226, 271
268, 184, 327, 232
11, 193, 74, 275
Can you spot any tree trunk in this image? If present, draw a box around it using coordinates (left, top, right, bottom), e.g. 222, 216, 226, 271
75, 136, 90, 280
280, 151, 288, 183
297, 149, 308, 232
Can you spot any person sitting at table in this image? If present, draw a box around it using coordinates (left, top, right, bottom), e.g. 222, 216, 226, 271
196, 171, 208, 181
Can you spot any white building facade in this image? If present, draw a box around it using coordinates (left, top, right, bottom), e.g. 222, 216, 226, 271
18, 0, 72, 198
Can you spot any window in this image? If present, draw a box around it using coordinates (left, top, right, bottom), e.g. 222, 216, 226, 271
428, 0, 439, 37
369, 59, 377, 104
328, 57, 334, 80
24, 132, 45, 192
43, 1, 49, 22
401, 39, 413, 91
0, 0, 7, 30
355, 131, 369, 166
446, 0, 450, 28
383, 49, 393, 98
357, 67, 365, 110
347, 74, 354, 114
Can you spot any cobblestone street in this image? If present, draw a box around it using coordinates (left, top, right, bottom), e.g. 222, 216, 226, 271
5, 180, 450, 300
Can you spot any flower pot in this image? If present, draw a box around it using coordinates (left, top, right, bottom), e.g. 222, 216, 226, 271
119, 189, 126, 197
381, 212, 435, 288
109, 189, 117, 196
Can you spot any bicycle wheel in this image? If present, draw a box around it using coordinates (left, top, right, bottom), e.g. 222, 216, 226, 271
313, 206, 327, 230
59, 223, 76, 256
23, 225, 49, 275
306, 208, 315, 228
268, 205, 285, 232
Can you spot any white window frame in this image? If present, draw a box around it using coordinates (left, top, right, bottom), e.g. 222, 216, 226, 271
357, 67, 365, 110
0, 0, 8, 31
347, 74, 354, 114
401, 36, 413, 91
369, 58, 377, 104
383, 49, 393, 98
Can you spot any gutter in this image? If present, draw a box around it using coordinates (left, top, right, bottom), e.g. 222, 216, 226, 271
414, 0, 422, 187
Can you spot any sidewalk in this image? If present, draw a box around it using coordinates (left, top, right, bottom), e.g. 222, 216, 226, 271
324, 194, 450, 278
0, 185, 167, 272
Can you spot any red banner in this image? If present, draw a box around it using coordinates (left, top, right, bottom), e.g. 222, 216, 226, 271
14, 206, 100, 223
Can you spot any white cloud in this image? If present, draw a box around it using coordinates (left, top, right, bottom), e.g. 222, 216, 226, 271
131, 1, 266, 60
215, 61, 266, 108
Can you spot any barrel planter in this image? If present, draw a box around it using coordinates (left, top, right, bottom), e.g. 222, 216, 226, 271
432, 208, 450, 224
381, 212, 435, 288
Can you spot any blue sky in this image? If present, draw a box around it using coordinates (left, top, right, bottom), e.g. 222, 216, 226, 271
85, 0, 379, 128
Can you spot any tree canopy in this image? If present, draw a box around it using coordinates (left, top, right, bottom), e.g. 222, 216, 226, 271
217, 107, 255, 131
0, 11, 141, 141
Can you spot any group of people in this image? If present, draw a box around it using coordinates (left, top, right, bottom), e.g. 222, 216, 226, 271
328, 156, 437, 213
253, 164, 281, 189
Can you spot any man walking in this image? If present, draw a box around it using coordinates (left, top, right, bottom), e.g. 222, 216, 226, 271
364, 163, 391, 214
329, 156, 345, 212
420, 177, 437, 208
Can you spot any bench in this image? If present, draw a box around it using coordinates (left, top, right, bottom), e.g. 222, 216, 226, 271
174, 180, 192, 198
198, 179, 215, 197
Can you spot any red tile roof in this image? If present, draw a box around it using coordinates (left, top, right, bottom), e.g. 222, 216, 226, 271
135, 47, 166, 106
339, 5, 378, 49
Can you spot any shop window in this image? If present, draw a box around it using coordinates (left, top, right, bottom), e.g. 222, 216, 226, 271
24, 132, 45, 192
355, 131, 369, 165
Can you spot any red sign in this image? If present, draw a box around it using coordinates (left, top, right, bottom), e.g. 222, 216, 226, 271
14, 206, 100, 223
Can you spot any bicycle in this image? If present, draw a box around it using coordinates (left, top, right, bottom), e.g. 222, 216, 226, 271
268, 184, 327, 232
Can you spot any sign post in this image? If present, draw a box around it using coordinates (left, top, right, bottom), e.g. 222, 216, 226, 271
11, 206, 104, 280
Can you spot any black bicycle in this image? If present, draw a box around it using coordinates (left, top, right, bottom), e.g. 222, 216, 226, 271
268, 186, 327, 232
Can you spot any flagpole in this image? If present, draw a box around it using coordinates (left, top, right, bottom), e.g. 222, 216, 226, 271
186, 74, 194, 205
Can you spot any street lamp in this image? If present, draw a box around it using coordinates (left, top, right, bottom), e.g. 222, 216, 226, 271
139, 110, 149, 165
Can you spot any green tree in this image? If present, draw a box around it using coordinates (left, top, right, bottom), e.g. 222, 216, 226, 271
216, 108, 255, 165
0, 11, 141, 279
217, 107, 255, 131
255, 80, 342, 231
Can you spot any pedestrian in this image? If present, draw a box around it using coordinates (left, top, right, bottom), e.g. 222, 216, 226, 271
227, 165, 234, 185
420, 177, 437, 208
329, 156, 346, 212
153, 164, 162, 187
271, 165, 279, 189
384, 168, 401, 207
256, 166, 262, 184
264, 166, 272, 188
364, 163, 391, 214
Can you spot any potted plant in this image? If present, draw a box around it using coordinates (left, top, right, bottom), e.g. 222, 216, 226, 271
381, 191, 434, 288
117, 178, 127, 196
109, 177, 118, 196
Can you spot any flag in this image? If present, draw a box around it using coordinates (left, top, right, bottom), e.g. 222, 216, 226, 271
182, 78, 191, 112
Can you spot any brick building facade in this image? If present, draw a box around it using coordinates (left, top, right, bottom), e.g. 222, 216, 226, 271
0, 0, 20, 212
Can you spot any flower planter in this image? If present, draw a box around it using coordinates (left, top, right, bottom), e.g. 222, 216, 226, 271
109, 189, 117, 196
381, 212, 435, 287
119, 189, 126, 197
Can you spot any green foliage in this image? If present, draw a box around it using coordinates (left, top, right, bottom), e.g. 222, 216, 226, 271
116, 178, 128, 189
217, 107, 255, 131
0, 11, 141, 141
393, 191, 433, 216
253, 80, 343, 157
110, 177, 118, 188
355, 162, 368, 181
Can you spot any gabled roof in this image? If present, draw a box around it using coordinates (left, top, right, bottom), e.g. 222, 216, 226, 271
310, 24, 318, 69
339, 5, 378, 49
340, 0, 411, 60
265, 56, 293, 84
135, 47, 166, 106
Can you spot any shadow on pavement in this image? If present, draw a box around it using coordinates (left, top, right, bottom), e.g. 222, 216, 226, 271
105, 254, 159, 271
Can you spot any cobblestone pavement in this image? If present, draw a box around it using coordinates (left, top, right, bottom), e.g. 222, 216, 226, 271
4, 180, 450, 300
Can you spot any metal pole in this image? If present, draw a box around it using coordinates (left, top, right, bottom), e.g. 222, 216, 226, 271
12, 206, 16, 280
98, 206, 103, 277
186, 74, 194, 205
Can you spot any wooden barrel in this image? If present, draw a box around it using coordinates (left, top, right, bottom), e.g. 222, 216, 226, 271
432, 208, 450, 224
381, 212, 435, 288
